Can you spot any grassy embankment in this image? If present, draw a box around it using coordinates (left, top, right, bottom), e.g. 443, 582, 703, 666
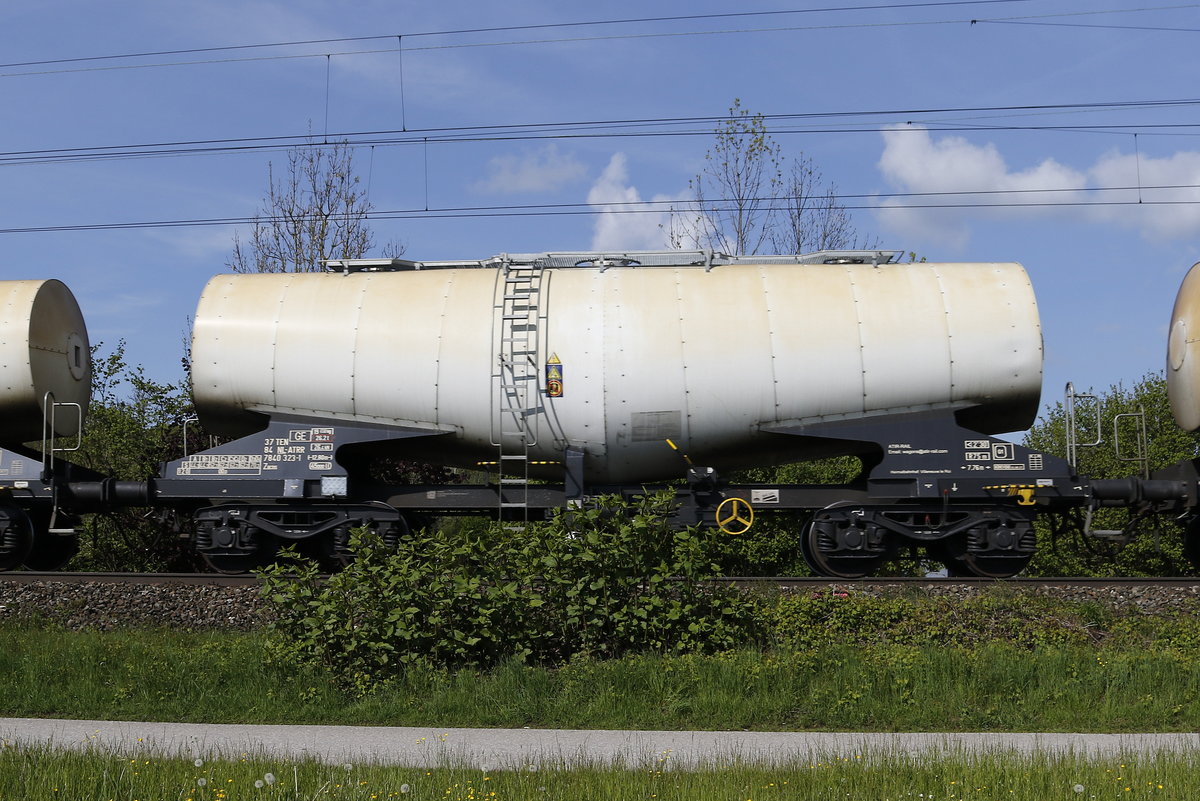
0, 744, 1197, 800
5, 587, 1200, 798
4, 588, 1200, 731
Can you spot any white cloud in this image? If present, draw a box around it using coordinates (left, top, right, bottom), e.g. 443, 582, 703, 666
474, 144, 587, 194
587, 153, 680, 251
876, 127, 1200, 246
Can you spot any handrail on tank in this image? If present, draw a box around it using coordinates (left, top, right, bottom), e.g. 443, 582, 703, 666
1113, 407, 1150, 480
182, 415, 199, 458
40, 391, 83, 482
1064, 382, 1102, 472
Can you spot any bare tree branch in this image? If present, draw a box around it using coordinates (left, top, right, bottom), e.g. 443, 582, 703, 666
228, 141, 399, 273
671, 100, 873, 256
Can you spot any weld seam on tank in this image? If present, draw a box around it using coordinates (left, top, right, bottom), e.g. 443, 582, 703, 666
761, 264, 780, 413
267, 276, 288, 408
847, 265, 867, 409
932, 266, 956, 397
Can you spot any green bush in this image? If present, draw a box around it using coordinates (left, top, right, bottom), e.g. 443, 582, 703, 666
258, 492, 761, 691
762, 589, 1200, 652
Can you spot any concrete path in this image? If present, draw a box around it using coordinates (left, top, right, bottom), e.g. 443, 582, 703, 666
1, 718, 1199, 767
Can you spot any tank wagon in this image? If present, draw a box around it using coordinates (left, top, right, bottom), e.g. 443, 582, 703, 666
6, 252, 1198, 578
0, 279, 97, 570
141, 250, 1189, 576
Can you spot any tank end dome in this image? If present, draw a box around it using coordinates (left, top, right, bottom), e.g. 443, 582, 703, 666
1168, 262, 1200, 431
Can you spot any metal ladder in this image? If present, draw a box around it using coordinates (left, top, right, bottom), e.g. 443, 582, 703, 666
492, 262, 544, 528
40, 391, 83, 535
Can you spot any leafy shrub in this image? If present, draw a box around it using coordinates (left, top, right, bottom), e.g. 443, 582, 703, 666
763, 589, 1200, 651
258, 492, 760, 691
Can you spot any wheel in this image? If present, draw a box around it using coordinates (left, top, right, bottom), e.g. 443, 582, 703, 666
202, 534, 279, 574
801, 511, 888, 579
20, 508, 79, 571
0, 508, 32, 572
1183, 516, 1200, 570
959, 552, 1032, 579
291, 514, 410, 572
22, 534, 79, 571
930, 528, 1032, 579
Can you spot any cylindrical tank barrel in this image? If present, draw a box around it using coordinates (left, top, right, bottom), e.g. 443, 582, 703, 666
0, 279, 91, 441
1168, 261, 1200, 431
191, 260, 1043, 483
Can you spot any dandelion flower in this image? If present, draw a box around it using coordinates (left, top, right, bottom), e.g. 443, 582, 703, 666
400, 784, 411, 794
197, 779, 208, 787
264, 773, 276, 785
344, 763, 354, 772
194, 759, 204, 768
255, 780, 264, 789
1073, 785, 1085, 794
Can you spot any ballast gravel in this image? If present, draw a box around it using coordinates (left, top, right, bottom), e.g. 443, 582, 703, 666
2, 577, 1200, 631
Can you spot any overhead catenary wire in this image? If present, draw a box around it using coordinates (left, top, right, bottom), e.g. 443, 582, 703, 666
0, 1, 1033, 73
5, 96, 1200, 169
3, 2, 1192, 80
2, 182, 1196, 236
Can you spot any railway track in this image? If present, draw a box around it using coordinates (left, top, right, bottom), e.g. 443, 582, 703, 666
3, 572, 1200, 589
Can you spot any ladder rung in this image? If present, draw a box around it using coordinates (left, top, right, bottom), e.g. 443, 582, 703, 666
499, 454, 528, 461
500, 477, 526, 484
500, 502, 527, 508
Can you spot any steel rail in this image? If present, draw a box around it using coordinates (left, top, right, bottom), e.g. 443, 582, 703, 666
4, 572, 1200, 588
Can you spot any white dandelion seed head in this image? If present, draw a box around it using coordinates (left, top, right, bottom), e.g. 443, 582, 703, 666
255, 780, 264, 788
194, 759, 204, 767
196, 778, 207, 787
264, 773, 276, 785
400, 783, 411, 794
344, 763, 354, 772
1074, 785, 1086, 794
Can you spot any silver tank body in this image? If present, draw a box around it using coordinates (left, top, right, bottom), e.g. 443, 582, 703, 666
0, 279, 91, 440
1167, 261, 1200, 431
191, 255, 1043, 483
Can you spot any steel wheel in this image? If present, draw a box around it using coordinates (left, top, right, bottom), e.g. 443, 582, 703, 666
202, 535, 279, 574
801, 513, 887, 579
0, 508, 33, 572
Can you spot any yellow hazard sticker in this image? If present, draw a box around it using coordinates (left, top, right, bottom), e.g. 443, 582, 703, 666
546, 353, 564, 397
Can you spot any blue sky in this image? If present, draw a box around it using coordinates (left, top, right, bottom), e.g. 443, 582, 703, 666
4, 0, 1200, 424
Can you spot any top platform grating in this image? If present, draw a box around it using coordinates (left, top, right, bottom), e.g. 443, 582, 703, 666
323, 250, 906, 273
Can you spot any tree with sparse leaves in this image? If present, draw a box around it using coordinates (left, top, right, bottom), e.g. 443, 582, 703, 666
228, 141, 400, 273
670, 99, 872, 256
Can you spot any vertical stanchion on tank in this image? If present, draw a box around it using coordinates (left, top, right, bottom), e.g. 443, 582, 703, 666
492, 258, 543, 530
1065, 382, 1102, 473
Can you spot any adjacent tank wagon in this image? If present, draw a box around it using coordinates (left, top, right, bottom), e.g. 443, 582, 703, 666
0, 279, 95, 570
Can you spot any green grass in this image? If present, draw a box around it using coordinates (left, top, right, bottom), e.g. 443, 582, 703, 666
0, 744, 1194, 800
5, 622, 1200, 732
